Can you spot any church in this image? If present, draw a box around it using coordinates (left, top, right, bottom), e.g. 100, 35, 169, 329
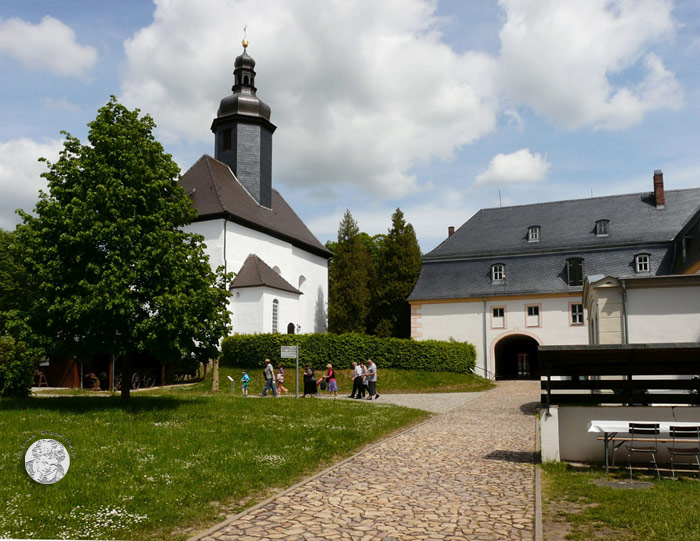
179, 40, 331, 335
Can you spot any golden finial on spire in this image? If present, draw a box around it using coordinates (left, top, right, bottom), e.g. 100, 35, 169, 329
242, 25, 248, 48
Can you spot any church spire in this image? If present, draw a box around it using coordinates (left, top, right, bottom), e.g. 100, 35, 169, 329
211, 38, 276, 208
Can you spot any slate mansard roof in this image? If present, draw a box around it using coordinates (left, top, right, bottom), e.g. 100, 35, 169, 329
180, 155, 331, 259
230, 254, 302, 295
409, 187, 700, 301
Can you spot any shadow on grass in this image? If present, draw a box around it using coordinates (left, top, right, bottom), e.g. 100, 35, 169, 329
0, 394, 188, 413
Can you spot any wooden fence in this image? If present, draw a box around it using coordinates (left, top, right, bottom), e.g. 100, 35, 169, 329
539, 343, 700, 407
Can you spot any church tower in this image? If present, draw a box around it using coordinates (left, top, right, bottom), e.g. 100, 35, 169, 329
211, 39, 276, 208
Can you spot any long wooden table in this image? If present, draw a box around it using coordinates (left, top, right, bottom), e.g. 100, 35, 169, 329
587, 420, 700, 473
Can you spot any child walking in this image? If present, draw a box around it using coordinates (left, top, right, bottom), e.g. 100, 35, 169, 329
240, 371, 250, 396
276, 363, 288, 395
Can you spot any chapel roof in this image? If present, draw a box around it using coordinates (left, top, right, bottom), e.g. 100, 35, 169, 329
179, 154, 331, 258
230, 254, 302, 295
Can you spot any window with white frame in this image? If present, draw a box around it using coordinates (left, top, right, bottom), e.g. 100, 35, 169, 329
570, 303, 584, 325
491, 264, 505, 282
595, 219, 609, 237
528, 226, 540, 242
526, 305, 540, 327
272, 299, 279, 333
635, 254, 650, 273
492, 307, 505, 328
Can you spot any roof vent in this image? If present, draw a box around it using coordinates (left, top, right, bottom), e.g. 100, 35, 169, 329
448, 226, 455, 238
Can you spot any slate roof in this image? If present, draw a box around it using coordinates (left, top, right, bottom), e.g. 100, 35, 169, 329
410, 186, 700, 301
180, 155, 331, 259
425, 188, 700, 260
230, 254, 302, 295
409, 245, 672, 301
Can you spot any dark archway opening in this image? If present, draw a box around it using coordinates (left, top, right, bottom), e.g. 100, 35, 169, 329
287, 322, 295, 334
495, 335, 540, 380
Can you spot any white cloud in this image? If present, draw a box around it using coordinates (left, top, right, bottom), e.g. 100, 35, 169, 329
0, 138, 62, 230
475, 148, 550, 185
0, 16, 97, 79
498, 0, 682, 130
120, 0, 499, 198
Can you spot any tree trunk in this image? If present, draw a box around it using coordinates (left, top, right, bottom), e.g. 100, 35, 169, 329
120, 356, 133, 404
211, 358, 219, 392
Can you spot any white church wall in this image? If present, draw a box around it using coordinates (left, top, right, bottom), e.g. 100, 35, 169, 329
229, 288, 264, 334
188, 219, 328, 334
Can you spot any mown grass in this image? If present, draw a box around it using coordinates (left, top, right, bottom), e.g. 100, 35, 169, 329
542, 462, 700, 540
0, 391, 428, 540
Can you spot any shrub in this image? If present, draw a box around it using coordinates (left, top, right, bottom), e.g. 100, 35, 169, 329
0, 335, 36, 397
220, 333, 476, 374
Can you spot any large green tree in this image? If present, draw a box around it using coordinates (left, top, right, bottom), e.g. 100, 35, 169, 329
15, 97, 231, 402
372, 208, 422, 338
328, 210, 374, 333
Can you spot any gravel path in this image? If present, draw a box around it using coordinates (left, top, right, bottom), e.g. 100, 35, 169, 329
192, 381, 540, 541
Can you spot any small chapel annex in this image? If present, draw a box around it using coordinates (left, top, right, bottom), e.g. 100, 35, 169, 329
179, 40, 331, 335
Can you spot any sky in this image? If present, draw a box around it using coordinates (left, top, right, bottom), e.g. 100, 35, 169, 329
1, 0, 699, 253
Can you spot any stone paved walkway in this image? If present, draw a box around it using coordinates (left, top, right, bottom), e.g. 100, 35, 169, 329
194, 381, 540, 541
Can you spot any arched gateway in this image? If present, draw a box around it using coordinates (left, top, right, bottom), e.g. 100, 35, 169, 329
494, 334, 540, 380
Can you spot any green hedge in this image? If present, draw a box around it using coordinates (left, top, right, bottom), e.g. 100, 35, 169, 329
220, 333, 476, 374
0, 335, 36, 397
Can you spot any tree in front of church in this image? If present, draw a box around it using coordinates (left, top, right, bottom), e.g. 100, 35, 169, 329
328, 210, 374, 333
371, 208, 422, 338
14, 97, 231, 403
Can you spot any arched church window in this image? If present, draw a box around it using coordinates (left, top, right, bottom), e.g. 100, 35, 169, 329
298, 275, 306, 289
272, 299, 279, 333
273, 266, 281, 275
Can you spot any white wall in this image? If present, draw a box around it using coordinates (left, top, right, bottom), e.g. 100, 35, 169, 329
415, 295, 588, 378
627, 287, 700, 343
185, 219, 329, 334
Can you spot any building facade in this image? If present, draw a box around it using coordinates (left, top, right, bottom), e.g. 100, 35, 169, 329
409, 171, 700, 379
179, 41, 331, 334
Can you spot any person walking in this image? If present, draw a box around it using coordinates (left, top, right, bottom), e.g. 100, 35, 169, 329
348, 361, 363, 399
240, 371, 250, 396
359, 361, 368, 398
276, 363, 288, 395
325, 363, 338, 398
303, 364, 316, 397
261, 359, 278, 397
366, 358, 379, 400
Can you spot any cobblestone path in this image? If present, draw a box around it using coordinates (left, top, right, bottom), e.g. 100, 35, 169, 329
195, 381, 540, 541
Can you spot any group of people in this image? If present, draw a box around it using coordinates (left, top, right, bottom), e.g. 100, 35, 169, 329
242, 358, 380, 400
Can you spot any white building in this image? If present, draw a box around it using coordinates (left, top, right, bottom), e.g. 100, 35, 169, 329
179, 42, 330, 334
409, 171, 700, 379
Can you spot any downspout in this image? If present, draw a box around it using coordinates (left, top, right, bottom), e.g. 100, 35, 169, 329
621, 279, 629, 344
223, 218, 228, 277
482, 297, 489, 379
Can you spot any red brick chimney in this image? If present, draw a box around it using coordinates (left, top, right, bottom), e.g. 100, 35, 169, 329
448, 226, 455, 238
654, 169, 665, 209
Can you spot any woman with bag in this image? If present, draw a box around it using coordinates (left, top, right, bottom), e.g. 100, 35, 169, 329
303, 365, 316, 398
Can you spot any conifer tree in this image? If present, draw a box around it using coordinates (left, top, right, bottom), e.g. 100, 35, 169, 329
328, 210, 374, 333
372, 208, 422, 338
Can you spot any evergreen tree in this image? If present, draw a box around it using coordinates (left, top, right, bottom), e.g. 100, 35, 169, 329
372, 208, 422, 338
328, 210, 374, 333
14, 97, 231, 402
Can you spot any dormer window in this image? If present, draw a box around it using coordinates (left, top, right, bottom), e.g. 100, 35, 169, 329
528, 226, 541, 243
595, 219, 609, 237
635, 254, 650, 273
491, 264, 505, 283
566, 258, 584, 286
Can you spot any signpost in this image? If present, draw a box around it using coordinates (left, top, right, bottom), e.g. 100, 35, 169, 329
281, 345, 299, 398
227, 375, 234, 395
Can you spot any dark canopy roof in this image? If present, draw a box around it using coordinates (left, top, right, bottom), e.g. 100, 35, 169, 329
180, 155, 331, 258
230, 254, 302, 295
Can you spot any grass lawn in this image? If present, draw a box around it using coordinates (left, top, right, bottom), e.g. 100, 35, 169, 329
542, 462, 700, 540
211, 365, 494, 396
1, 390, 428, 540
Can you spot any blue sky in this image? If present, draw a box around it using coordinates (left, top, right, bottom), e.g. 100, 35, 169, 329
1, 0, 699, 252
